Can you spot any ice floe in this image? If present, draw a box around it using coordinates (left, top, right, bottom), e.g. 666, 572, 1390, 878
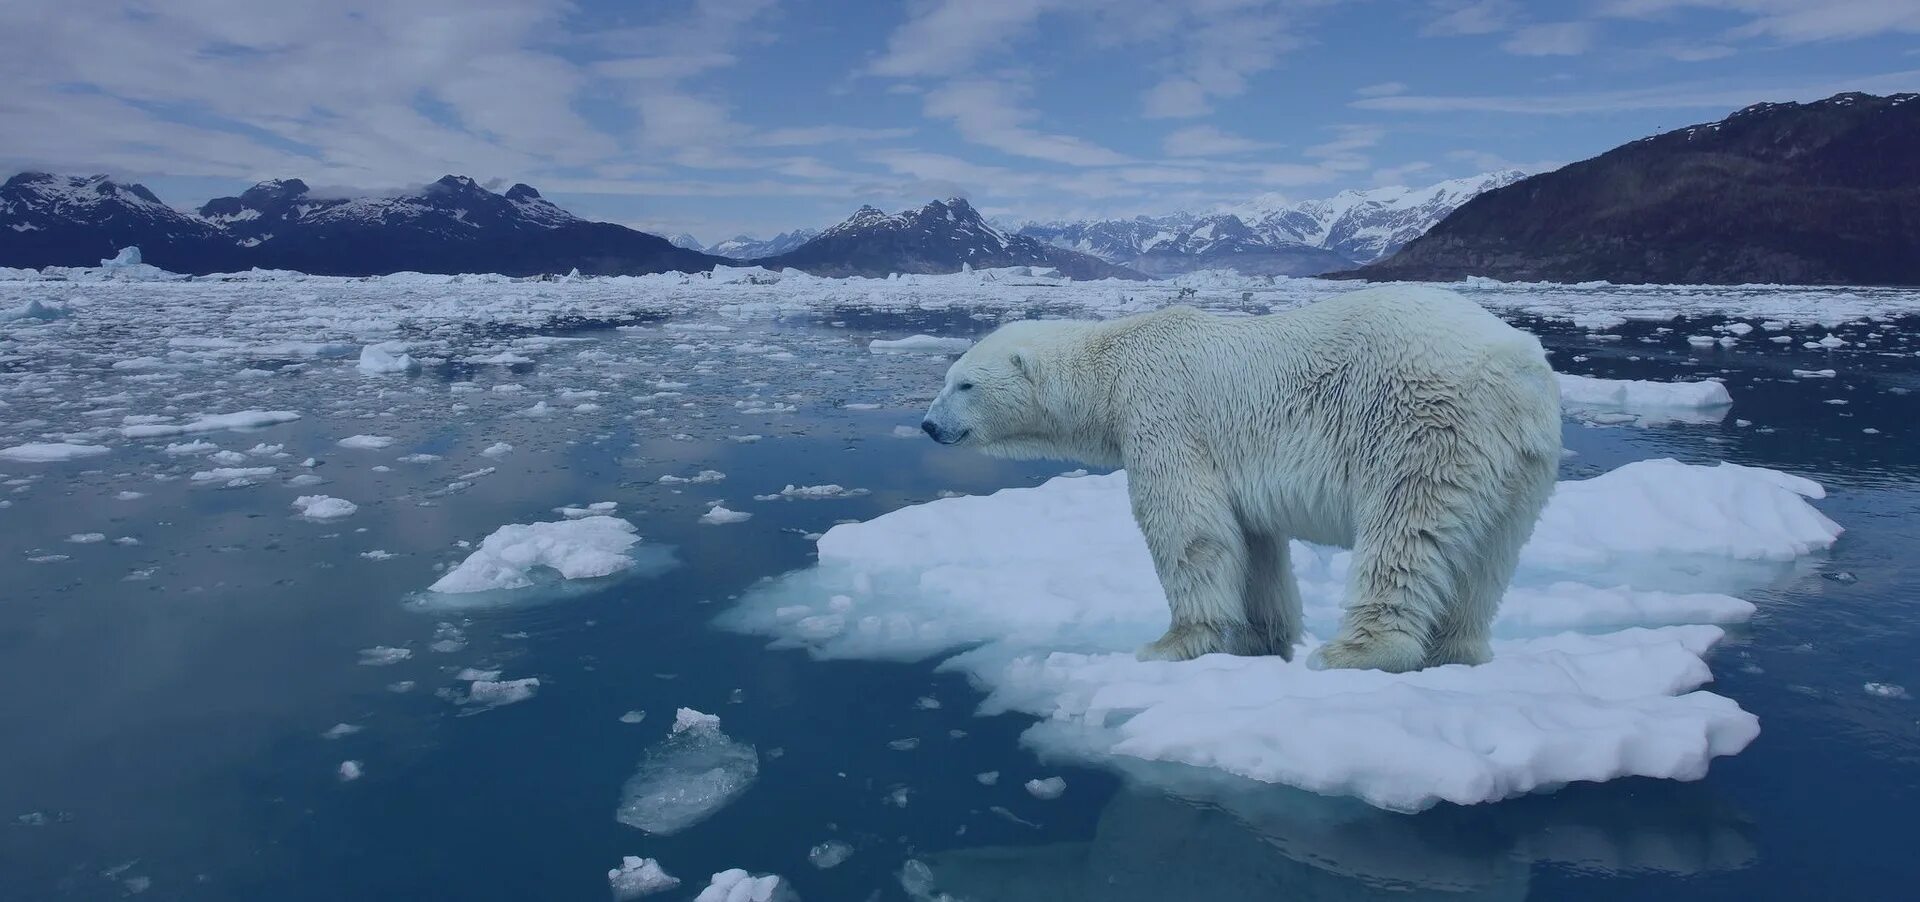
691, 870, 792, 902
291, 495, 358, 520
869, 335, 974, 354
120, 410, 300, 438
723, 459, 1841, 811
616, 709, 759, 835
0, 442, 110, 462
427, 516, 645, 594
608, 857, 680, 899
1557, 374, 1732, 426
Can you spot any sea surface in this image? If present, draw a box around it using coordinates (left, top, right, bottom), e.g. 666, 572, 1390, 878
2, 273, 1917, 900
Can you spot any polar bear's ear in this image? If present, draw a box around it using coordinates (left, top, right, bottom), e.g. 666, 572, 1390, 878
1010, 347, 1040, 381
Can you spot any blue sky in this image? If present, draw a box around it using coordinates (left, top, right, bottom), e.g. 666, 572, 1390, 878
3, 0, 1916, 241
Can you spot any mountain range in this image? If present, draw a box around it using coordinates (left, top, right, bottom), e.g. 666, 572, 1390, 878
1340, 91, 1920, 286
2, 173, 722, 276
757, 197, 1144, 280
1016, 170, 1527, 277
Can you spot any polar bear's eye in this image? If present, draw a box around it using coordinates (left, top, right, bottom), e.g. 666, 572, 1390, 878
958, 382, 974, 391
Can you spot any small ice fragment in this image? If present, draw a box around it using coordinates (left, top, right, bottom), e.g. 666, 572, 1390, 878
659, 470, 726, 485
337, 434, 394, 450
1024, 777, 1066, 799
808, 840, 854, 869
465, 678, 539, 709
692, 870, 790, 902
115, 491, 146, 500
429, 516, 641, 593
361, 550, 396, 561
322, 723, 363, 740
67, 533, 106, 544
619, 710, 648, 724
338, 760, 363, 781
975, 771, 1000, 786
890, 425, 922, 438
869, 335, 973, 353
608, 857, 679, 900
888, 737, 920, 751
700, 504, 751, 525
1864, 683, 1909, 699
358, 342, 419, 374
0, 442, 111, 462
357, 646, 411, 666
480, 442, 513, 457
617, 711, 758, 835
291, 495, 358, 519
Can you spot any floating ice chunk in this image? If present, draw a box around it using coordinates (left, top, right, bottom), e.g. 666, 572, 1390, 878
809, 840, 854, 869
191, 466, 276, 484
869, 335, 974, 354
1793, 369, 1837, 378
1557, 374, 1731, 426
1025, 777, 1066, 800
620, 710, 648, 724
357, 342, 419, 374
461, 351, 533, 365
338, 760, 363, 781
555, 501, 619, 518
208, 449, 247, 465
480, 442, 513, 458
162, 440, 217, 455
67, 533, 106, 544
0, 442, 111, 462
429, 516, 642, 593
755, 484, 869, 501
121, 410, 299, 438
357, 646, 411, 666
700, 504, 752, 525
976, 771, 1000, 785
292, 495, 358, 520
691, 869, 791, 902
659, 470, 726, 485
608, 857, 680, 899
337, 434, 395, 450
115, 491, 145, 500
322, 723, 363, 739
891, 425, 923, 438
616, 712, 758, 836
465, 678, 540, 710
398, 453, 441, 464
723, 459, 1841, 811
1864, 683, 1909, 699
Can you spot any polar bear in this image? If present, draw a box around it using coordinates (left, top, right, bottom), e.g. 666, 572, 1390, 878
920, 285, 1562, 672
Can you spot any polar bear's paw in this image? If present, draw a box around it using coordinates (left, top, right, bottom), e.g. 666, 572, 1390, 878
1136, 622, 1246, 662
1306, 631, 1428, 673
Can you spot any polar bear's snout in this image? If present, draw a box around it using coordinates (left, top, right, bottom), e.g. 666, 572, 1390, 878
921, 418, 968, 444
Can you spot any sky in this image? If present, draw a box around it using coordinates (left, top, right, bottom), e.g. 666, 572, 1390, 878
2, 0, 1916, 243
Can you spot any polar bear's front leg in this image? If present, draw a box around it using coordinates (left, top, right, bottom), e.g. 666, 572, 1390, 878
1243, 532, 1302, 660
1127, 459, 1256, 662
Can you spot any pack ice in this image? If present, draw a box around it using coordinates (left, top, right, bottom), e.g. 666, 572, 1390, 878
723, 459, 1841, 812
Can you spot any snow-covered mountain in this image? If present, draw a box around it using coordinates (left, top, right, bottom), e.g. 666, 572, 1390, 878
1230, 169, 1529, 263
760, 197, 1144, 280
1017, 170, 1528, 277
666, 233, 706, 252
2, 172, 722, 276
1, 172, 247, 272
708, 229, 819, 260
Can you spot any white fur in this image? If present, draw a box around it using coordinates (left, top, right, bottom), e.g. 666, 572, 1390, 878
922, 285, 1562, 672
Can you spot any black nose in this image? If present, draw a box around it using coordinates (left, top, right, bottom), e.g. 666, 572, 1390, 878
921, 420, 939, 439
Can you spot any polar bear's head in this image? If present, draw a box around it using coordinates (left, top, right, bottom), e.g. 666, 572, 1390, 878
921, 319, 1095, 461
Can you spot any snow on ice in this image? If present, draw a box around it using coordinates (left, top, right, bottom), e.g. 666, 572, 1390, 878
121, 410, 300, 438
608, 857, 680, 899
0, 442, 110, 462
691, 870, 792, 902
427, 516, 644, 594
291, 495, 358, 520
723, 460, 1841, 812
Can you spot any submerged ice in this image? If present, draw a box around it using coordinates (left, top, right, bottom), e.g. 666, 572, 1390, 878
616, 709, 759, 835
724, 459, 1841, 811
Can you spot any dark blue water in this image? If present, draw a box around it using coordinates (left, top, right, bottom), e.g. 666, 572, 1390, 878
3, 311, 1917, 901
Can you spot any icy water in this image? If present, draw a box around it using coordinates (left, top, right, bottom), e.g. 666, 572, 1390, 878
3, 272, 1919, 900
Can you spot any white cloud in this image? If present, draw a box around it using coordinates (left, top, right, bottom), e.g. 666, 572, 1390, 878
1352, 69, 1920, 114
1371, 161, 1435, 185
868, 0, 1061, 77
1502, 21, 1598, 56
1601, 1, 1920, 44
1355, 81, 1409, 97
1422, 0, 1519, 36
1162, 125, 1271, 157
922, 79, 1131, 166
